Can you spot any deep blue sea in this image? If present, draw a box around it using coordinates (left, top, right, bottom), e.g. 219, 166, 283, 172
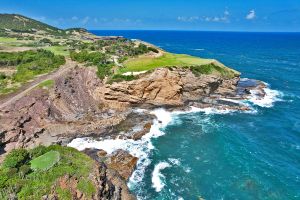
80, 31, 300, 199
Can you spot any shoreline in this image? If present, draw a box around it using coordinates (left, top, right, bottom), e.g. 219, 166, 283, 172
68, 81, 283, 197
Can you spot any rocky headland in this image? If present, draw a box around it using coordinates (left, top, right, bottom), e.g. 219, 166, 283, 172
0, 14, 270, 200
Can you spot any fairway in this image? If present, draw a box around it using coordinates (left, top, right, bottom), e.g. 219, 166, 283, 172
0, 37, 17, 43
44, 46, 69, 56
30, 150, 60, 171
121, 53, 214, 72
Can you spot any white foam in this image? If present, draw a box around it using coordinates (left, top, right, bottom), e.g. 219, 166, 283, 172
168, 158, 181, 166
249, 87, 283, 108
68, 108, 172, 194
193, 48, 205, 51
68, 82, 281, 197
151, 161, 171, 192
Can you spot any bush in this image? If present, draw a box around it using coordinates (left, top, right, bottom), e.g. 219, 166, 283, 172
97, 63, 113, 79
0, 169, 9, 188
29, 145, 48, 159
148, 46, 159, 53
19, 165, 31, 178
39, 38, 53, 45
0, 73, 7, 80
108, 74, 136, 84
77, 178, 96, 198
2, 149, 29, 168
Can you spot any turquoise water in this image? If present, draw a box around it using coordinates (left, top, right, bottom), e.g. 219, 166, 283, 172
90, 31, 300, 199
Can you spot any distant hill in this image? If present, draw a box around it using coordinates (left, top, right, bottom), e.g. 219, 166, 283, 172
0, 14, 63, 35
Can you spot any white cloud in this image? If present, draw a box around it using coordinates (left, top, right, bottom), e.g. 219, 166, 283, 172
71, 16, 78, 21
177, 16, 199, 22
178, 9, 230, 23
246, 10, 256, 20
81, 16, 90, 24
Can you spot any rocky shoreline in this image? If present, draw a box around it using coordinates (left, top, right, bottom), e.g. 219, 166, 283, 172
0, 64, 268, 199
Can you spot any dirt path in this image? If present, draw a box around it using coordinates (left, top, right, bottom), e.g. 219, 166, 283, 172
0, 59, 76, 109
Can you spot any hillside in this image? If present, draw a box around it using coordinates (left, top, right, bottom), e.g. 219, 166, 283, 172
0, 14, 63, 35
0, 145, 136, 199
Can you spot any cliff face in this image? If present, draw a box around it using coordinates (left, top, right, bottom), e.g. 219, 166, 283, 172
0, 66, 239, 158
104, 67, 239, 107
0, 65, 241, 199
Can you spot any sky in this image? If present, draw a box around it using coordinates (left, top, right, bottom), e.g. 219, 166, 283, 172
1, 0, 300, 32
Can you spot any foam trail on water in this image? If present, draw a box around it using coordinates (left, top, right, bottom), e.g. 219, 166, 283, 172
151, 161, 171, 192
68, 108, 173, 198
68, 82, 281, 198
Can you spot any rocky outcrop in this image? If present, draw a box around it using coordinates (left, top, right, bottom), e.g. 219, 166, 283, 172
0, 63, 269, 200
45, 161, 136, 200
0, 66, 241, 160
83, 148, 138, 182
104, 67, 239, 107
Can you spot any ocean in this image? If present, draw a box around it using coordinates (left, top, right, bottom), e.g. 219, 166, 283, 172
70, 31, 300, 200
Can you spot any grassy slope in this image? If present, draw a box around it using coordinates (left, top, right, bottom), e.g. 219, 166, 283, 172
0, 14, 62, 34
44, 46, 69, 56
0, 145, 96, 200
122, 53, 214, 72
122, 52, 240, 78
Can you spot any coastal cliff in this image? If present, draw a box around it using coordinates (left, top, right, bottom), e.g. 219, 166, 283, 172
0, 14, 268, 200
0, 66, 241, 157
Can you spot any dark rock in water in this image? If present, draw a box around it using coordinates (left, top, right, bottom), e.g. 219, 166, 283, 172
83, 148, 138, 181
105, 149, 138, 181
132, 122, 152, 140
244, 88, 251, 94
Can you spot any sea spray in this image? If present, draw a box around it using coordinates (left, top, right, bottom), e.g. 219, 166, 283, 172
151, 161, 171, 192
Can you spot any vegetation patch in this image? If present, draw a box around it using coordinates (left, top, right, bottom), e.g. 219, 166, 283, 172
44, 45, 69, 56
0, 49, 65, 95
0, 37, 17, 43
38, 79, 55, 89
77, 178, 96, 198
189, 63, 240, 79
0, 145, 95, 199
107, 74, 136, 84
122, 52, 240, 78
122, 53, 214, 72
30, 151, 60, 171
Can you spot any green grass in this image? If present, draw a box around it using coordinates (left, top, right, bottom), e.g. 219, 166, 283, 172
122, 53, 214, 72
30, 151, 60, 171
44, 46, 69, 56
121, 52, 240, 78
77, 178, 96, 198
0, 37, 17, 43
38, 79, 54, 89
0, 145, 95, 199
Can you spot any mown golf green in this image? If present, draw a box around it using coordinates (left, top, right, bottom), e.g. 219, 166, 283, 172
30, 150, 60, 171
121, 52, 214, 72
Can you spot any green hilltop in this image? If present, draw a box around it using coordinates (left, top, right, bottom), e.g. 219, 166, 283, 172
0, 14, 63, 35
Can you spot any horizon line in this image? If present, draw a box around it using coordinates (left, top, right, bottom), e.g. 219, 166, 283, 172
88, 29, 300, 34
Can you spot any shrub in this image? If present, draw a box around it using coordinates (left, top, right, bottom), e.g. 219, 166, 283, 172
97, 63, 113, 79
0, 169, 9, 188
107, 74, 136, 84
0, 73, 7, 80
18, 165, 31, 178
2, 149, 29, 168
29, 145, 49, 159
148, 46, 159, 53
77, 178, 96, 198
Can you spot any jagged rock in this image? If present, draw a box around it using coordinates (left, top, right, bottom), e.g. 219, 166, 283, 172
104, 149, 138, 181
